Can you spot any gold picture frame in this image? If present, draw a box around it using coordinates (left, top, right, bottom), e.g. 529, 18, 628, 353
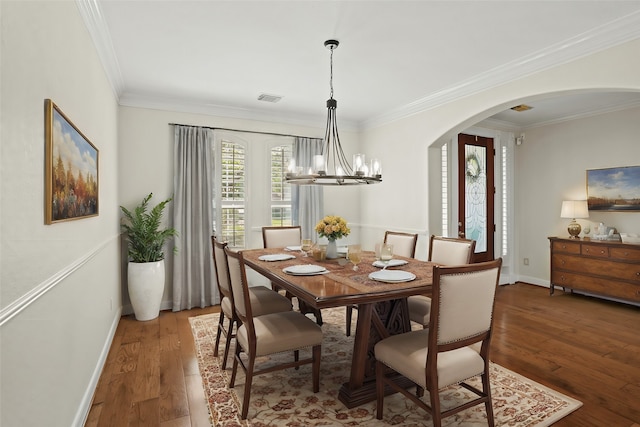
45, 99, 99, 224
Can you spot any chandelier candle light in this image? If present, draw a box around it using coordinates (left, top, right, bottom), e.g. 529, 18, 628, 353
285, 40, 382, 186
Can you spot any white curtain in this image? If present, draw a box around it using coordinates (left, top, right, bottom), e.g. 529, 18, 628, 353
292, 137, 324, 239
172, 125, 217, 311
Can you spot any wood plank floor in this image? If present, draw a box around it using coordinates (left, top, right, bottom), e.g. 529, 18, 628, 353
85, 283, 640, 426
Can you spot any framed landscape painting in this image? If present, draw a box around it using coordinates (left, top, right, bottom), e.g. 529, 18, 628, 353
587, 165, 640, 211
45, 99, 99, 224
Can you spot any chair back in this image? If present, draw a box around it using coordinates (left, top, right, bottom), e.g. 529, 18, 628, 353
430, 259, 502, 350
428, 235, 475, 265
262, 226, 302, 248
224, 247, 253, 325
211, 236, 232, 300
384, 231, 418, 258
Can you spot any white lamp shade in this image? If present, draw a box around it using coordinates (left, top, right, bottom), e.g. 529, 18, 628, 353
560, 200, 589, 219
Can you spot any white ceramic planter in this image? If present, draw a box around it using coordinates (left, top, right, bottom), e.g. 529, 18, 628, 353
128, 260, 165, 321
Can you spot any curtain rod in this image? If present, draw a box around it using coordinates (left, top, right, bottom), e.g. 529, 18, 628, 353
168, 123, 320, 141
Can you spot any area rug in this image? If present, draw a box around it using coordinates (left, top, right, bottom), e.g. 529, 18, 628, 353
190, 307, 581, 426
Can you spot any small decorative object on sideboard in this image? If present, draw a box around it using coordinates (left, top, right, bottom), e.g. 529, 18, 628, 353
621, 233, 640, 244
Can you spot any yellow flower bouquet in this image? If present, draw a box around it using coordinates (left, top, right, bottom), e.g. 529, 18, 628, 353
315, 215, 350, 241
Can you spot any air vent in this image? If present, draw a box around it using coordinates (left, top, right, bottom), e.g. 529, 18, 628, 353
510, 104, 533, 112
257, 93, 282, 103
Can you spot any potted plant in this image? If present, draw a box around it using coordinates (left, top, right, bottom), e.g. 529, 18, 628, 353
120, 193, 177, 321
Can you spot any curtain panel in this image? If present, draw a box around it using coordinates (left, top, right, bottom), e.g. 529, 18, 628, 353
172, 125, 217, 311
292, 137, 324, 239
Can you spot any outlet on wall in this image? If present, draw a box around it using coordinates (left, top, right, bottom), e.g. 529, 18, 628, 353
523, 258, 529, 266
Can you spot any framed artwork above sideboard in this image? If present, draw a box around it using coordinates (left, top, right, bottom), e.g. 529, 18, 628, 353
587, 165, 640, 212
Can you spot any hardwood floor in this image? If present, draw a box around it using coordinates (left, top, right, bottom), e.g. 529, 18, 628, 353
86, 283, 640, 426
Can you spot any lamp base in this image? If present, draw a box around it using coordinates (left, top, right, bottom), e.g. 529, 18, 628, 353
567, 219, 582, 239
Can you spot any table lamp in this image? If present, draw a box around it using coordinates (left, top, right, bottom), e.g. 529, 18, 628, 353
560, 200, 589, 239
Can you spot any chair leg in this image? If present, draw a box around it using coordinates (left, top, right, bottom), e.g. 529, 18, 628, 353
482, 371, 495, 427
221, 318, 235, 370
294, 350, 299, 369
312, 345, 321, 393
376, 360, 385, 420
429, 386, 442, 427
229, 343, 241, 389
241, 355, 255, 420
345, 306, 353, 336
213, 311, 225, 357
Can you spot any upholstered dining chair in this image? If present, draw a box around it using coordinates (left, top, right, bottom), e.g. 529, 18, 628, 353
261, 225, 323, 325
225, 247, 323, 420
345, 231, 418, 336
383, 230, 418, 258
211, 236, 292, 369
407, 235, 476, 330
375, 258, 502, 427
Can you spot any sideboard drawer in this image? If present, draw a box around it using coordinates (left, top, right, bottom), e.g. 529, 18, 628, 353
552, 240, 581, 254
553, 254, 640, 283
610, 247, 640, 262
551, 271, 640, 302
582, 244, 609, 258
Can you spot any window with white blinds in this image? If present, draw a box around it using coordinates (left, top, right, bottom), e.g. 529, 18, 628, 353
270, 145, 292, 226
220, 140, 246, 247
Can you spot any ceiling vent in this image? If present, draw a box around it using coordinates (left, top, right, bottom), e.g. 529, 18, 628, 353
257, 93, 282, 103
510, 104, 533, 112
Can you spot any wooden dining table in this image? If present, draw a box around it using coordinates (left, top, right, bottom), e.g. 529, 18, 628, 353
241, 247, 435, 408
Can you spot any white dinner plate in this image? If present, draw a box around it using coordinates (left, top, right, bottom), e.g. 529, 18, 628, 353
258, 254, 296, 262
283, 264, 328, 275
372, 259, 408, 268
285, 245, 302, 251
368, 270, 416, 283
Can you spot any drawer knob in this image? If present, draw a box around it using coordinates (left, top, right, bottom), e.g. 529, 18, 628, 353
601, 250, 605, 254
585, 248, 590, 252
637, 272, 640, 277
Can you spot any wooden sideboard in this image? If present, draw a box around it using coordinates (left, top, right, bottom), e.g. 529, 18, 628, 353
549, 237, 640, 304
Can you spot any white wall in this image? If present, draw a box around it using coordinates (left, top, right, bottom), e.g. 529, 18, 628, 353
515, 106, 640, 285
0, 2, 120, 426
360, 38, 640, 285
118, 106, 362, 311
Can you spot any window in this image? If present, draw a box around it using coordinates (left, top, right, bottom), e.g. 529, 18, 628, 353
270, 145, 292, 226
219, 140, 246, 247
441, 143, 449, 237
213, 131, 294, 249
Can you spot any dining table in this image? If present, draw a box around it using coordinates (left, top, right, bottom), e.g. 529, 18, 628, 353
240, 247, 435, 408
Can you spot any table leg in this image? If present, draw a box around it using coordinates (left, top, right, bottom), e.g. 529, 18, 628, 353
338, 299, 413, 408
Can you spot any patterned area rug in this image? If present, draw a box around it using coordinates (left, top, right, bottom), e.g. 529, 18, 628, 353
190, 307, 581, 426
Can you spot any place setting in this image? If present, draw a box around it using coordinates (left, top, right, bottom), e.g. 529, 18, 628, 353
368, 243, 416, 283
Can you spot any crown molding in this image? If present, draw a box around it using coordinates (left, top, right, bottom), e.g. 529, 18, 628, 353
362, 10, 640, 130
78, 1, 640, 131
76, 0, 124, 100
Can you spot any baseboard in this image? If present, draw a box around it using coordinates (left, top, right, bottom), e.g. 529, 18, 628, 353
73, 306, 123, 427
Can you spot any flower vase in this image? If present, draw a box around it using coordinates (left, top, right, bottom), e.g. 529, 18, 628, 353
326, 239, 338, 259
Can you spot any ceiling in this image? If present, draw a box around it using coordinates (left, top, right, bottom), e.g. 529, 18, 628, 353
83, 1, 640, 129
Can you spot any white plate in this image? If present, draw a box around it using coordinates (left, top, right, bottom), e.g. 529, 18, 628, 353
368, 270, 416, 283
285, 245, 302, 251
259, 254, 296, 262
283, 264, 328, 275
372, 259, 408, 268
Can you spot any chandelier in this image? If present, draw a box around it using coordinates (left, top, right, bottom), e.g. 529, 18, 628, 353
285, 40, 382, 185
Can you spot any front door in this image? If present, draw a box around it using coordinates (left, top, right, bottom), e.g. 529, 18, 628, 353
457, 133, 495, 262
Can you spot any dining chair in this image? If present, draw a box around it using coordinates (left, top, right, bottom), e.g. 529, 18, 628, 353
225, 247, 323, 420
211, 236, 293, 369
261, 225, 323, 325
345, 230, 418, 336
383, 230, 418, 258
407, 235, 476, 330
375, 258, 502, 426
